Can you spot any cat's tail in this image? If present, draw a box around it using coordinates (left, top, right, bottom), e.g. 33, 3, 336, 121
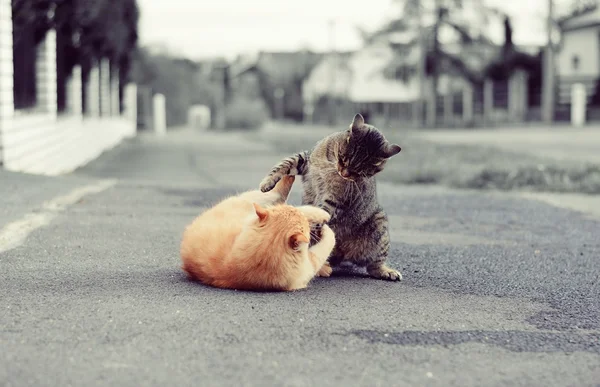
260, 150, 310, 193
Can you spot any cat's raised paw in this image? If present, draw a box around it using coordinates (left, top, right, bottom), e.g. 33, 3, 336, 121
317, 262, 332, 277
259, 176, 279, 192
367, 265, 403, 282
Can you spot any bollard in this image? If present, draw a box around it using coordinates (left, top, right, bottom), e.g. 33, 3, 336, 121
571, 83, 586, 127
153, 93, 167, 136
124, 83, 138, 136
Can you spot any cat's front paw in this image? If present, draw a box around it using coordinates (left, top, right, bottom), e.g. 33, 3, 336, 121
316, 262, 332, 277
298, 205, 331, 224
259, 175, 279, 192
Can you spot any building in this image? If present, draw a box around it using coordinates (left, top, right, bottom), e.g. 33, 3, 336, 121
229, 50, 324, 121
557, 3, 600, 105
0, 0, 137, 175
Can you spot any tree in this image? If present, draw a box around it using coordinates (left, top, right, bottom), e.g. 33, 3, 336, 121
367, 0, 500, 126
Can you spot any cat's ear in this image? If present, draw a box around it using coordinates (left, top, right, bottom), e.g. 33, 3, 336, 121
253, 203, 269, 222
350, 113, 364, 131
289, 233, 309, 251
382, 143, 402, 158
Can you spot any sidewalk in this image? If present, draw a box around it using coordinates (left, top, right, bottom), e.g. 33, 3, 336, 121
417, 125, 600, 164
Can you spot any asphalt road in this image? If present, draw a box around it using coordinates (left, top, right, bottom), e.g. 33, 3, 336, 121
1, 128, 599, 387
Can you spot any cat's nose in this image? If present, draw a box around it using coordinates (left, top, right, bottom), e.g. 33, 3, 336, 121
340, 169, 351, 178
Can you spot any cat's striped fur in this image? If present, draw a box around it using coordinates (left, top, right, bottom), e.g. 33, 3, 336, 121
259, 114, 403, 281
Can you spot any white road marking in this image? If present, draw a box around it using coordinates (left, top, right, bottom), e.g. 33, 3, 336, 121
0, 179, 117, 254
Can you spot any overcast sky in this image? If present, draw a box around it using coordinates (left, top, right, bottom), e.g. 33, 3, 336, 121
136, 0, 573, 60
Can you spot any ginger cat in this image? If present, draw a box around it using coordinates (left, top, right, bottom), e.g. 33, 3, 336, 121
180, 176, 336, 291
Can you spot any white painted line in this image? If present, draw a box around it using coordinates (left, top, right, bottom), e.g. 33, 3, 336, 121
0, 179, 117, 254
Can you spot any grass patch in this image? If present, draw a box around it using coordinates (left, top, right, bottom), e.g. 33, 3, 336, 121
249, 126, 600, 195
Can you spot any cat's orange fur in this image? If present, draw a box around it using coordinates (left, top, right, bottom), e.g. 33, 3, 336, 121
180, 176, 336, 291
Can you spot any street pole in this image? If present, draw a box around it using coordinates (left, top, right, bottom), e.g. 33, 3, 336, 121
542, 0, 555, 124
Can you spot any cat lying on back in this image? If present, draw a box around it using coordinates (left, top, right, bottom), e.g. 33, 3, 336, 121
259, 114, 403, 281
180, 176, 336, 291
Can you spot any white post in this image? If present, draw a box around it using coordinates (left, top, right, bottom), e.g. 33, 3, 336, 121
153, 93, 167, 136
86, 60, 100, 117
67, 65, 83, 117
443, 93, 453, 126
462, 82, 473, 124
124, 83, 137, 136
111, 68, 120, 116
571, 83, 586, 127
0, 0, 14, 166
35, 29, 57, 116
100, 58, 111, 117
508, 71, 527, 122
483, 79, 494, 125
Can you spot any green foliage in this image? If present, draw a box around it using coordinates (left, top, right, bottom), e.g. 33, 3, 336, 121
224, 97, 270, 131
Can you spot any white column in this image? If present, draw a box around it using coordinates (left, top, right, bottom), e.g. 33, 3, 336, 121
462, 82, 473, 124
153, 93, 166, 136
86, 60, 100, 117
443, 93, 453, 126
124, 83, 137, 135
111, 68, 120, 116
571, 83, 586, 127
0, 0, 14, 166
67, 65, 83, 117
35, 29, 57, 116
483, 79, 494, 125
100, 58, 110, 117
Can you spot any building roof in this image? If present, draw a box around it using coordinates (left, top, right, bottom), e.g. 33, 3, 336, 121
559, 3, 600, 32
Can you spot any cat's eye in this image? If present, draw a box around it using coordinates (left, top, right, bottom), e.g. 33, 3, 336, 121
374, 160, 384, 166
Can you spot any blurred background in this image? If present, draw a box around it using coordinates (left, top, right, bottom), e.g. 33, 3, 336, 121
1, 0, 600, 192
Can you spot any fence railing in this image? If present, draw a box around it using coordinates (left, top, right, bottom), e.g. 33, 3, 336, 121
305, 70, 600, 129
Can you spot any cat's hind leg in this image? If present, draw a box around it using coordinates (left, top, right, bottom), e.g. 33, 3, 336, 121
365, 210, 402, 281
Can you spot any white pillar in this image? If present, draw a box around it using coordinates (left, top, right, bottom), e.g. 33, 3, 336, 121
35, 29, 57, 116
111, 68, 120, 116
509, 71, 527, 122
483, 79, 494, 125
0, 0, 14, 166
443, 93, 453, 126
67, 65, 83, 117
571, 83, 586, 127
462, 82, 473, 124
100, 58, 110, 117
153, 93, 166, 136
124, 83, 137, 136
86, 60, 100, 117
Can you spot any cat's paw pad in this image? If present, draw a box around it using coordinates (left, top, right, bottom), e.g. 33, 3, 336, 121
368, 266, 403, 282
317, 262, 333, 278
259, 176, 279, 192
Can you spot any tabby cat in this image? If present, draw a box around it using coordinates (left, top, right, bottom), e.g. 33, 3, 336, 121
180, 176, 336, 291
259, 114, 402, 281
